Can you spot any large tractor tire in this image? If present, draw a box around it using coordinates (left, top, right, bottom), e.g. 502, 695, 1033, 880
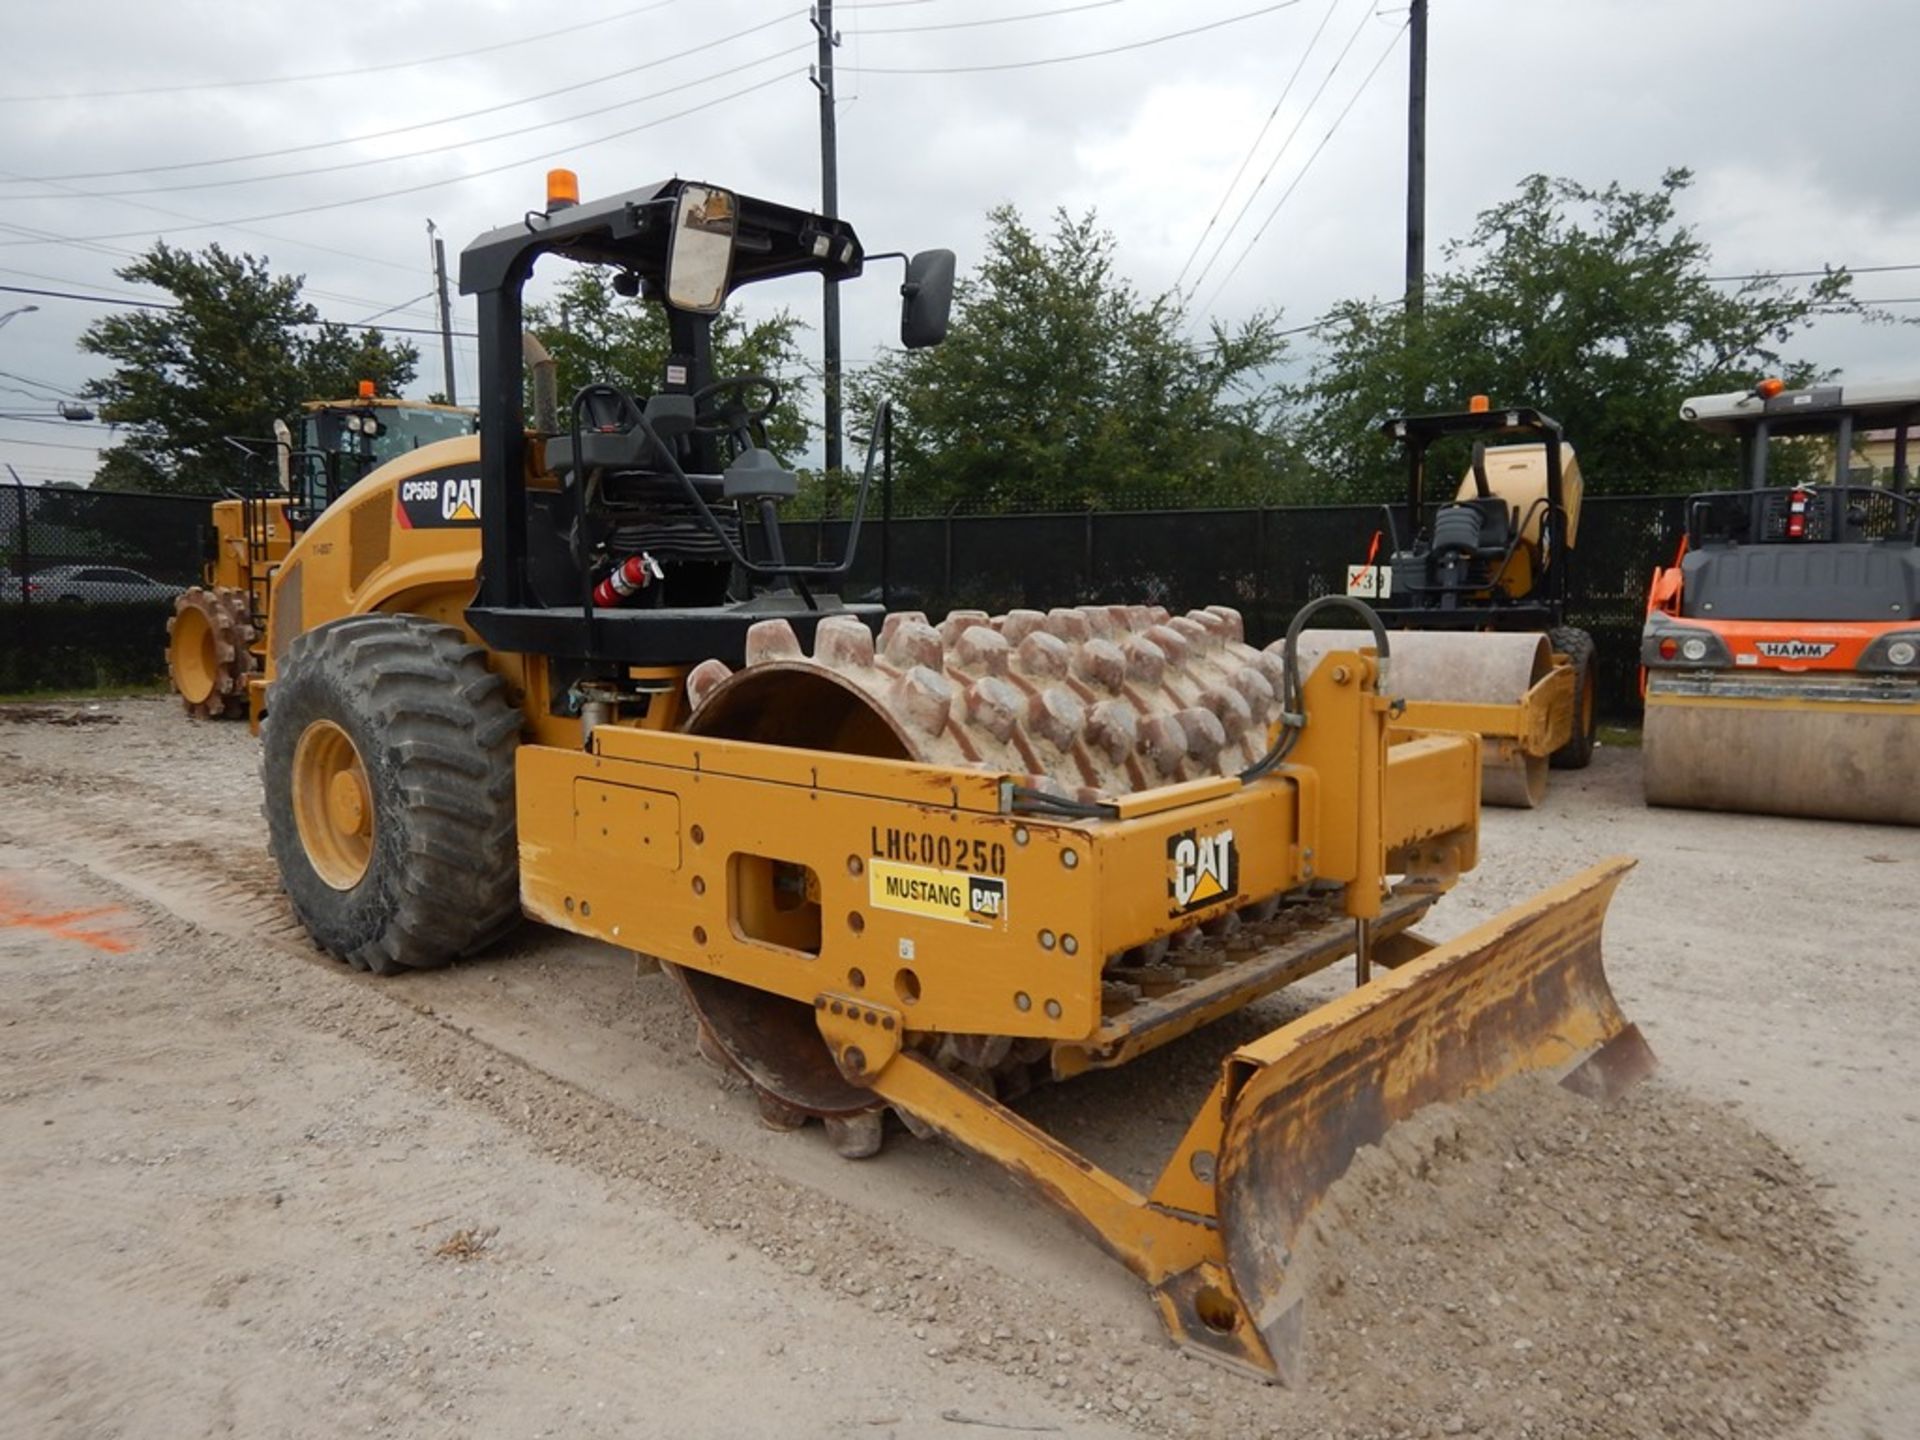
1547, 626, 1598, 770
166, 585, 255, 719
262, 614, 521, 974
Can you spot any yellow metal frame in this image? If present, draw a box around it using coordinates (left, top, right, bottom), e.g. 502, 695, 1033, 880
517, 654, 1478, 1041
1392, 656, 1576, 760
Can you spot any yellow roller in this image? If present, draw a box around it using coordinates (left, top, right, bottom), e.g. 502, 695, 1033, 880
1643, 672, 1920, 825
165, 584, 256, 720
1292, 630, 1562, 808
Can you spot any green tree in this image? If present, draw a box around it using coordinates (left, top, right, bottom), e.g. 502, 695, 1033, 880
79, 242, 417, 495
524, 267, 811, 456
853, 206, 1294, 513
1291, 171, 1875, 497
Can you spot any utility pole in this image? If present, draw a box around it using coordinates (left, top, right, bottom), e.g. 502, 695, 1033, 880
811, 1, 843, 474
1404, 0, 1428, 322
428, 220, 458, 406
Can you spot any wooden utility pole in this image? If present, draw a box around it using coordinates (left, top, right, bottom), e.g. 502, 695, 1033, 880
812, 2, 843, 473
428, 220, 458, 405
1405, 0, 1428, 321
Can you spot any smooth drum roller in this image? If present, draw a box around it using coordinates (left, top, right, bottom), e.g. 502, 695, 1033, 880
1643, 671, 1920, 825
1292, 629, 1555, 808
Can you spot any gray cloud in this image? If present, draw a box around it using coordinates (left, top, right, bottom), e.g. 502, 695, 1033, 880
2, 0, 1914, 482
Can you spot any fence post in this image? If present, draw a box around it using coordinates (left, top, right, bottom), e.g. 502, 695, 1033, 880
1084, 507, 1096, 600
7, 465, 27, 610
880, 407, 893, 610
942, 502, 957, 608
1256, 504, 1269, 641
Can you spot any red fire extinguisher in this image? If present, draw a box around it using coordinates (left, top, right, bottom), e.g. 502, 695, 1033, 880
1786, 488, 1811, 539
593, 552, 664, 607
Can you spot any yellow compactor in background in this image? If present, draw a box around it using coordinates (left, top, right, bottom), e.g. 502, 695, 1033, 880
1321, 403, 1599, 807
164, 392, 475, 717
248, 174, 1650, 1383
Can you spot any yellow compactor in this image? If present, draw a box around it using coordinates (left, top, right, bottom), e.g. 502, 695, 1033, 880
1329, 404, 1599, 807
249, 174, 1650, 1382
165, 392, 475, 717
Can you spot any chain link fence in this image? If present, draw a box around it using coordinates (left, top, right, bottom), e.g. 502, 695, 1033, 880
792, 494, 1687, 719
2, 481, 1685, 715
0, 481, 209, 693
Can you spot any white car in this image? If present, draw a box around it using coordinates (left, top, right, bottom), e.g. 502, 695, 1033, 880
0, 564, 185, 604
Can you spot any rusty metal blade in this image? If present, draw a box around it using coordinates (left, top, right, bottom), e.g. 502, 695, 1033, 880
1212, 857, 1647, 1387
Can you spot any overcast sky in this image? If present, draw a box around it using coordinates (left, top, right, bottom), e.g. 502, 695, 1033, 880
2, 0, 1915, 483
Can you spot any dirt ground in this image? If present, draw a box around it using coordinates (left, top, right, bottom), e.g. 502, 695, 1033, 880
1, 699, 1916, 1440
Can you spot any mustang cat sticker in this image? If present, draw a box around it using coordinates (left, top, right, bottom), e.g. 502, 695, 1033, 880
394, 470, 483, 528
1168, 824, 1237, 915
869, 859, 1006, 927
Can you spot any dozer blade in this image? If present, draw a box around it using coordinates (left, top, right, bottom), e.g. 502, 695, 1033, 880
1210, 856, 1650, 1384
790, 859, 1649, 1385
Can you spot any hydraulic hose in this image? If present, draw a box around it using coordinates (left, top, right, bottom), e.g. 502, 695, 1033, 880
1239, 596, 1392, 783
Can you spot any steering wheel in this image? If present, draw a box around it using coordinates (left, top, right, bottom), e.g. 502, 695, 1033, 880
689, 375, 782, 436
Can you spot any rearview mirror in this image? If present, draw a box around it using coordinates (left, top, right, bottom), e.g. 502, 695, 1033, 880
667, 184, 737, 314
900, 249, 955, 349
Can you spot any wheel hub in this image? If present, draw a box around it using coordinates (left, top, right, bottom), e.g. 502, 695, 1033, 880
293, 719, 374, 890
326, 767, 370, 836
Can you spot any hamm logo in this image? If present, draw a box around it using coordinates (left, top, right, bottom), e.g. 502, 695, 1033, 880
1755, 640, 1836, 660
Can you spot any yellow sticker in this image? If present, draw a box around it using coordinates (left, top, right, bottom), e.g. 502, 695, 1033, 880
869, 859, 1007, 927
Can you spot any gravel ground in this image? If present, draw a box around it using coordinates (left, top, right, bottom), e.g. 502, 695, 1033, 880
1, 699, 1915, 1439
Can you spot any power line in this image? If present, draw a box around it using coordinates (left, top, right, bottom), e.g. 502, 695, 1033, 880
1, 462, 96, 477
0, 414, 115, 430
0, 217, 134, 264
855, 0, 1129, 34
0, 0, 683, 103
350, 292, 437, 326
0, 68, 805, 250
0, 433, 109, 453
1186, 0, 1373, 299
1173, 0, 1343, 293
1198, 18, 1406, 316
0, 43, 812, 200
840, 0, 1301, 73
1707, 263, 1920, 283
0, 257, 438, 326
0, 262, 159, 302
4, 10, 806, 185
0, 368, 83, 400
0, 282, 478, 339
0, 174, 441, 283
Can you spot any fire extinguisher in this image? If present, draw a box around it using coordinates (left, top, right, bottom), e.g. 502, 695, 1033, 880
593, 552, 664, 607
1786, 488, 1811, 539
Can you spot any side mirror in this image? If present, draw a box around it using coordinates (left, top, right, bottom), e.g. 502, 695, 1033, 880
900, 249, 955, 349
667, 184, 737, 314
272, 419, 293, 493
